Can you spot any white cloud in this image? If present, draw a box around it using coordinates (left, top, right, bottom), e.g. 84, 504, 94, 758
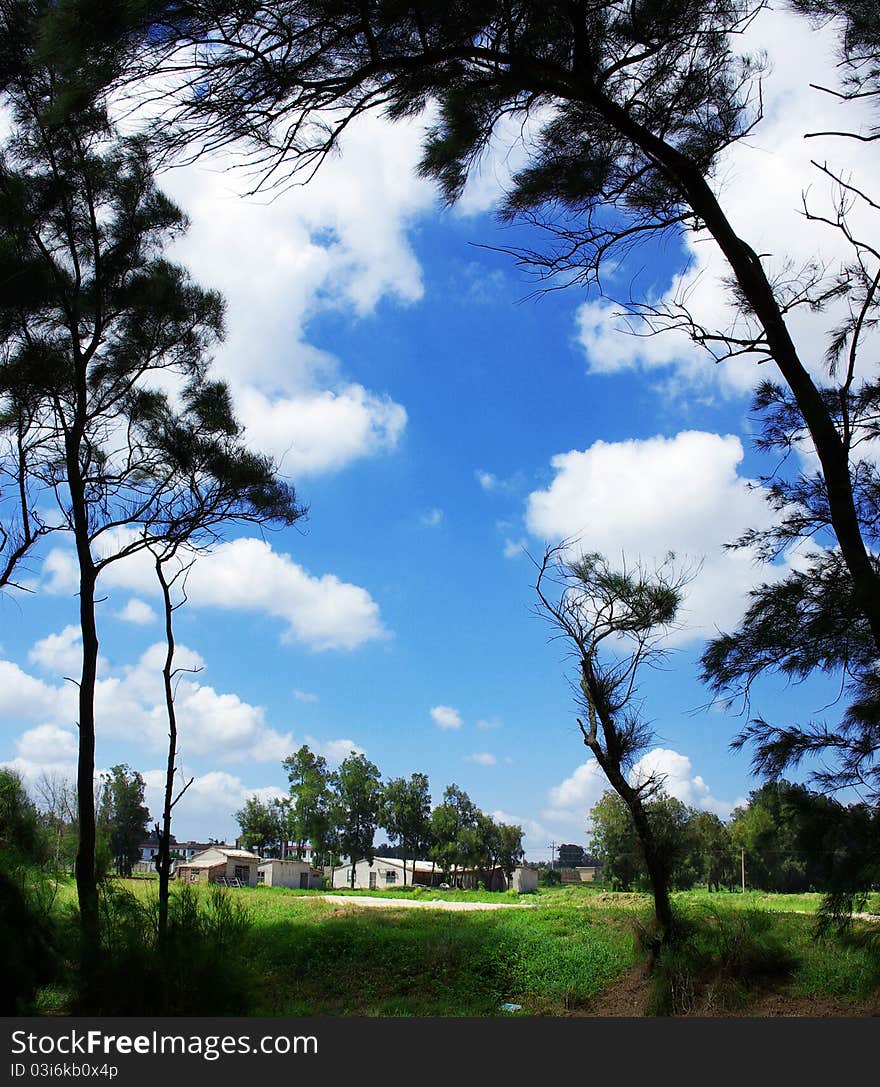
571, 9, 880, 396
1, 636, 294, 768
181, 540, 387, 652
464, 752, 497, 766
2, 724, 79, 785
236, 385, 407, 477
630, 749, 735, 819
525, 430, 790, 640
304, 736, 366, 765
490, 809, 553, 857
143, 111, 436, 480
292, 689, 319, 704
430, 705, 463, 730
141, 770, 286, 844
544, 748, 738, 832
40, 537, 389, 653
116, 599, 158, 626
476, 717, 502, 731
475, 470, 498, 492
544, 761, 608, 826
28, 625, 82, 676
502, 538, 527, 560
0, 660, 70, 721
420, 508, 444, 527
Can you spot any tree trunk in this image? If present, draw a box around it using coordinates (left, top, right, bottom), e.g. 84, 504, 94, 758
155, 558, 179, 945
74, 559, 100, 990
593, 89, 880, 650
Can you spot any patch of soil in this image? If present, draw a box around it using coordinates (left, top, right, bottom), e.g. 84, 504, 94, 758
580, 966, 880, 1018
582, 963, 651, 1016
730, 992, 880, 1017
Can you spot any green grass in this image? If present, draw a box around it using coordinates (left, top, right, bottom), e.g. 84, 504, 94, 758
241, 896, 635, 1015
29, 878, 880, 1016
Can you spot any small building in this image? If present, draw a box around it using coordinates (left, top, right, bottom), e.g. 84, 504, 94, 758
559, 866, 602, 883
331, 856, 538, 893
330, 856, 440, 890
510, 865, 539, 893
258, 859, 323, 889
175, 846, 261, 886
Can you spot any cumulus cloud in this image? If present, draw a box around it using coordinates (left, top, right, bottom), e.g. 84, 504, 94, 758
2, 724, 79, 785
141, 770, 286, 844
544, 748, 737, 831
490, 809, 553, 856
420, 508, 445, 527
304, 736, 366, 764
464, 752, 497, 766
115, 599, 158, 626
631, 749, 736, 819
28, 626, 83, 676
1, 635, 295, 768
41, 537, 388, 653
571, 9, 880, 397
236, 385, 407, 476
475, 470, 498, 492
430, 705, 463, 730
147, 111, 435, 479
525, 430, 793, 639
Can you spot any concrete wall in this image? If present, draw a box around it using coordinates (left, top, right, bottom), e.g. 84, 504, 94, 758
259, 860, 322, 889
511, 866, 539, 893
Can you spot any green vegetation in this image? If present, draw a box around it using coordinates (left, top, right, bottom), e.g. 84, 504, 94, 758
24, 878, 880, 1017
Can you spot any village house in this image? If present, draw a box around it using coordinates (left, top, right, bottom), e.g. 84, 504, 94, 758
257, 858, 323, 889
174, 846, 261, 886
330, 856, 539, 893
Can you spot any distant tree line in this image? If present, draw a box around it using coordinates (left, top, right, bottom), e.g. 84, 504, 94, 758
235, 746, 525, 890
1, 766, 152, 882
588, 780, 880, 897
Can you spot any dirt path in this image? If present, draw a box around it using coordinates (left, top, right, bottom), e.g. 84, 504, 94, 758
319, 894, 534, 911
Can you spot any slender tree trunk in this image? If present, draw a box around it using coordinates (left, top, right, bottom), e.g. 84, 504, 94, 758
66, 423, 100, 992
587, 733, 674, 944
155, 558, 178, 945
74, 562, 100, 982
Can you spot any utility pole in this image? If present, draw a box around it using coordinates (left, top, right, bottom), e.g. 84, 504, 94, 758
550, 840, 556, 868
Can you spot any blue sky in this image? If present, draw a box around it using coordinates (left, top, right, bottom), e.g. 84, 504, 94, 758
2, 9, 876, 861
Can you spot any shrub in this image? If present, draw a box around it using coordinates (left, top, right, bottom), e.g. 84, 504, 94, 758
0, 867, 64, 1013
639, 906, 798, 1015
76, 882, 256, 1014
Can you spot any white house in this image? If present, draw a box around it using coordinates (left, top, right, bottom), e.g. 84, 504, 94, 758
175, 847, 261, 886
330, 856, 538, 893
257, 859, 323, 889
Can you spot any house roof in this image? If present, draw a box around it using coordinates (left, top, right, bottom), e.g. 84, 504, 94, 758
184, 846, 261, 866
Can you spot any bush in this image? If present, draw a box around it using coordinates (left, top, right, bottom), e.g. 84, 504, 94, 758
76, 882, 256, 1014
540, 869, 562, 886
639, 906, 798, 1015
0, 867, 65, 1013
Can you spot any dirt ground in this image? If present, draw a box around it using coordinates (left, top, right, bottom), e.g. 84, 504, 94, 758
584, 963, 880, 1017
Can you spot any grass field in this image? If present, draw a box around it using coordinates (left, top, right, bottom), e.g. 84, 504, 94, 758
32, 880, 880, 1016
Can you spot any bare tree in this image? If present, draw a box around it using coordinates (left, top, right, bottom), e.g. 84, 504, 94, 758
535, 543, 693, 942
151, 546, 196, 943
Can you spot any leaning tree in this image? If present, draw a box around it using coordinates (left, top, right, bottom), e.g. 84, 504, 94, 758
535, 545, 693, 942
